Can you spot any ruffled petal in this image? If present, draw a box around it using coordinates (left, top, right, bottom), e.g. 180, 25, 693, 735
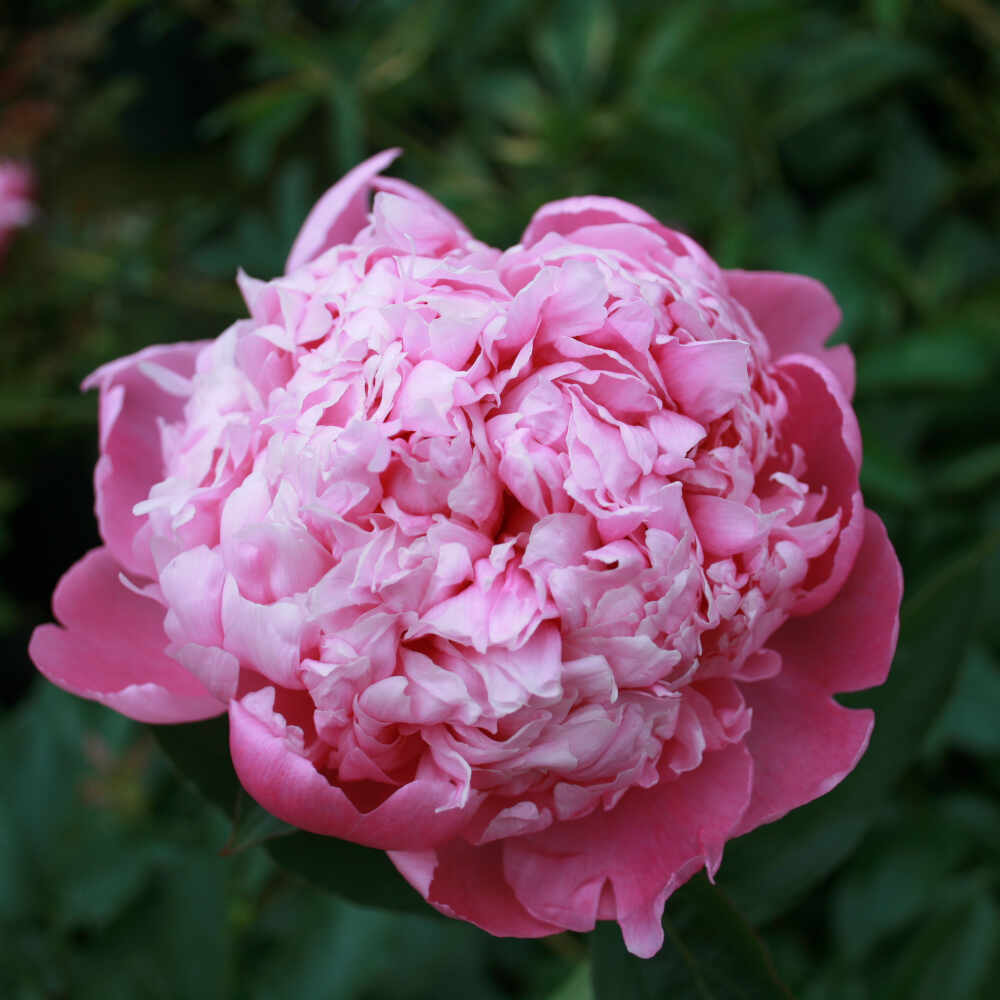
726, 270, 854, 398
28, 548, 222, 723
776, 354, 864, 614
285, 149, 401, 272
397, 745, 751, 957
770, 510, 902, 694
503, 743, 752, 957
228, 693, 483, 850
83, 342, 205, 579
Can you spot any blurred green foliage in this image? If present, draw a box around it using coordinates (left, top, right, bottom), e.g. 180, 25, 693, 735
1, 0, 999, 997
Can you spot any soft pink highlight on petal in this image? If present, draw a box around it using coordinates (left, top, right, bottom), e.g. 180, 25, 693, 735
28, 548, 222, 723
372, 176, 471, 240
660, 339, 751, 423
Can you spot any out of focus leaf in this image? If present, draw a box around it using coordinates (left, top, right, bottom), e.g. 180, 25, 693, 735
534, 0, 617, 101
719, 805, 873, 928
242, 891, 509, 1000
549, 961, 594, 1000
202, 78, 317, 179
152, 850, 232, 1000
361, 0, 444, 92
266, 830, 430, 917
153, 716, 292, 851
590, 875, 792, 999
152, 715, 240, 816
628, 4, 707, 90
856, 333, 989, 393
54, 840, 164, 932
831, 814, 967, 961
224, 795, 295, 854
925, 644, 1000, 756
930, 443, 1000, 497
859, 436, 925, 507
772, 34, 933, 134
884, 886, 1000, 1000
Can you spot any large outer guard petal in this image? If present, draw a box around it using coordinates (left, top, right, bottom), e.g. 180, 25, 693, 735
393, 744, 753, 958
28, 548, 222, 723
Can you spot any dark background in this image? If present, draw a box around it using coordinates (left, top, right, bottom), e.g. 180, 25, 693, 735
1, 1, 999, 997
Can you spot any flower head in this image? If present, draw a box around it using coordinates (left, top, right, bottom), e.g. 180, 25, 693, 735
30, 151, 901, 956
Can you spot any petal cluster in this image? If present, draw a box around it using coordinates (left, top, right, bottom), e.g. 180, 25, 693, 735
30, 151, 901, 956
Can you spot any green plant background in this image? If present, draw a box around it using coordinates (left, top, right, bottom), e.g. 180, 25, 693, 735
2, 1, 999, 997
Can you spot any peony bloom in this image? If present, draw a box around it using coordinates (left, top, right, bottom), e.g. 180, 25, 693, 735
0, 161, 35, 261
30, 150, 901, 956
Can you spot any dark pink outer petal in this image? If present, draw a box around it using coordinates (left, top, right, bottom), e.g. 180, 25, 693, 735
28, 548, 223, 723
726, 269, 856, 398
390, 842, 564, 939
777, 354, 864, 616
734, 510, 902, 835
392, 743, 753, 958
285, 148, 401, 273
228, 697, 483, 850
83, 341, 205, 579
774, 510, 901, 695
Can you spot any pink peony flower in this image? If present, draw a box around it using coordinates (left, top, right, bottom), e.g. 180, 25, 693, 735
30, 150, 901, 956
0, 161, 35, 260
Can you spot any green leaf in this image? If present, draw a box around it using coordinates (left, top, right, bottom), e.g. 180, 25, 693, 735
930, 443, 1000, 497
152, 715, 293, 851
772, 34, 933, 135
831, 813, 967, 962
534, 0, 617, 102
150, 714, 430, 913
884, 888, 1000, 1000
590, 875, 792, 999
266, 830, 431, 917
548, 961, 594, 1000
925, 644, 1000, 757
152, 715, 241, 816
856, 333, 990, 393
151, 850, 232, 1000
223, 795, 296, 855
